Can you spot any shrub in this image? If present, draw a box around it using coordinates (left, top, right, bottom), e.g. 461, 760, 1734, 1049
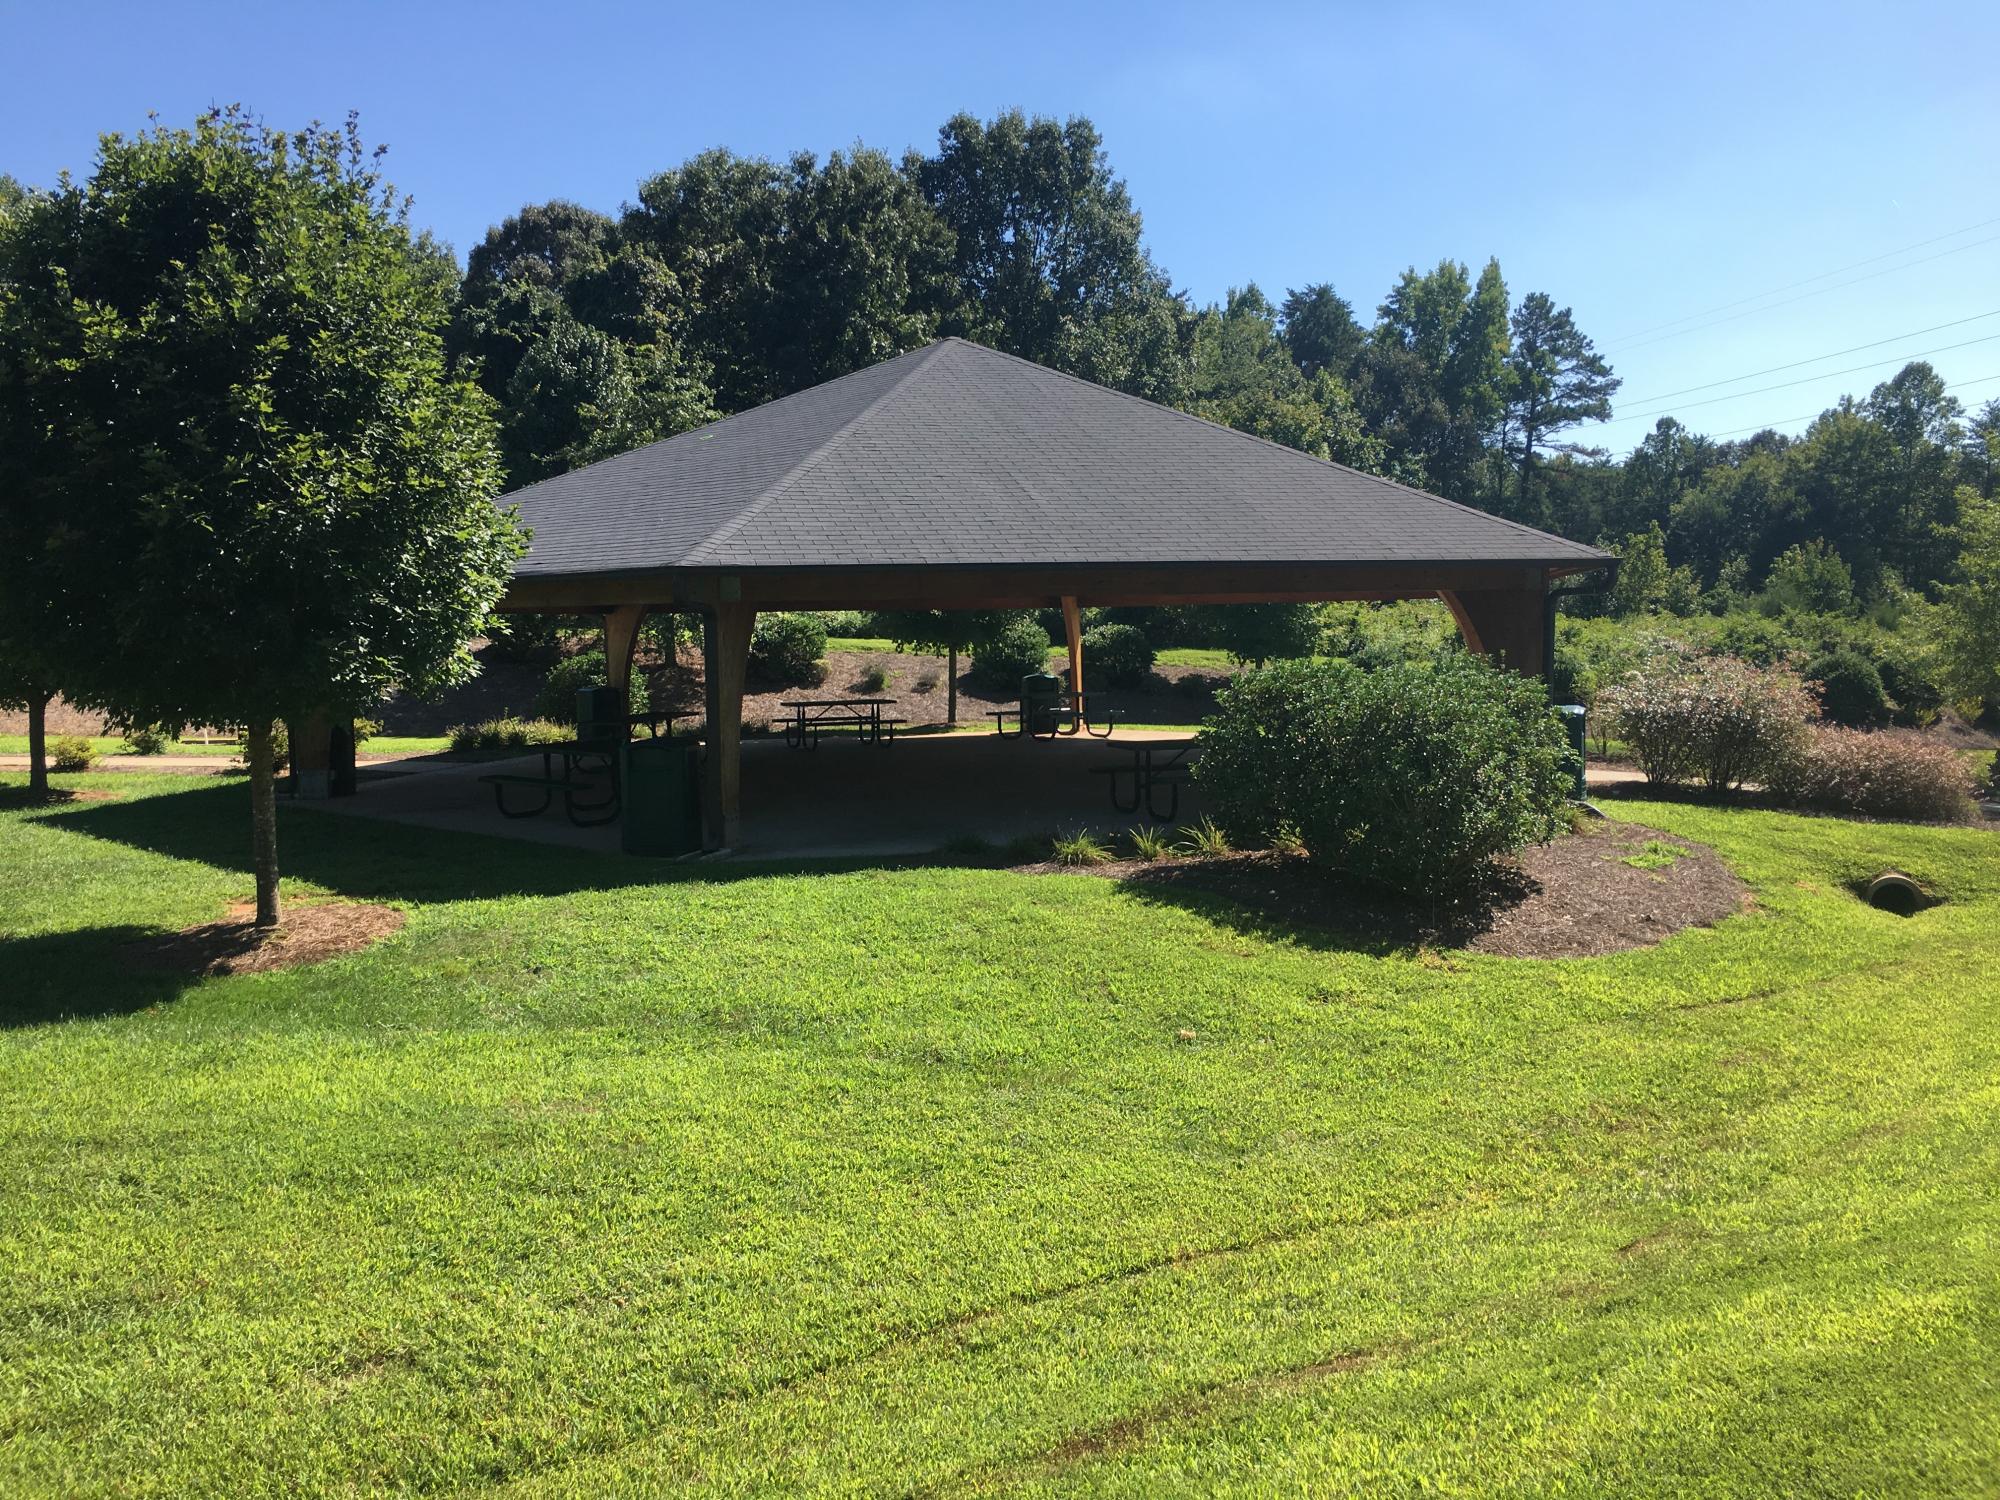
48, 735, 98, 772
970, 616, 1053, 690
1175, 816, 1232, 857
1127, 825, 1175, 861
1804, 649, 1890, 727
1051, 829, 1113, 865
856, 661, 892, 694
117, 724, 172, 755
1599, 653, 1814, 793
535, 649, 650, 721
1767, 727, 1977, 822
1081, 623, 1155, 689
1194, 655, 1571, 898
233, 721, 290, 772
748, 613, 828, 687
819, 610, 873, 636
447, 716, 570, 752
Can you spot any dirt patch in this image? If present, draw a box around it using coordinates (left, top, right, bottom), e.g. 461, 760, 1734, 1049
121, 900, 405, 977
1015, 820, 1749, 958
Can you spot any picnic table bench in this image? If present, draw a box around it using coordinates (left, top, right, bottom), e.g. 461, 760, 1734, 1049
1091, 742, 1193, 821
780, 697, 903, 748
989, 690, 1118, 741
480, 740, 622, 826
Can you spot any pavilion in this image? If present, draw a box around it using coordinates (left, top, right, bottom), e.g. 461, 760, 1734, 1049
495, 337, 1612, 849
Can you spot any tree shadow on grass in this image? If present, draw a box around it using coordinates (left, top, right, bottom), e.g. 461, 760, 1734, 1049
0, 925, 196, 1029
23, 780, 1000, 907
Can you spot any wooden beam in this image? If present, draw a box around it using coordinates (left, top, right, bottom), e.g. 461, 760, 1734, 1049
699, 602, 756, 850
1060, 594, 1083, 696
1440, 587, 1547, 678
602, 604, 647, 701
497, 560, 1573, 614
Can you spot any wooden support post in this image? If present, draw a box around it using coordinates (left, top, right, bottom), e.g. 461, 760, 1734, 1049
1439, 587, 1548, 679
603, 603, 648, 704
699, 602, 756, 850
1061, 594, 1084, 696
287, 709, 333, 799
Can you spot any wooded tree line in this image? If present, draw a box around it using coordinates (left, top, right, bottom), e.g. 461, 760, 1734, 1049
453, 106, 1994, 624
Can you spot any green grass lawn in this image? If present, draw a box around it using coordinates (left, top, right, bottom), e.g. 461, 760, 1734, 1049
0, 734, 453, 759
1, 773, 1996, 1495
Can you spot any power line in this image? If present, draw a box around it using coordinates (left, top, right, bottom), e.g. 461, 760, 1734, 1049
1596, 331, 2000, 427
1603, 213, 2000, 346
1614, 307, 2000, 407
1604, 231, 2000, 355
1637, 370, 2000, 442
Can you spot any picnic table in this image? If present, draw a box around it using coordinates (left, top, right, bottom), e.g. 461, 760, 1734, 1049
1091, 741, 1193, 821
479, 739, 622, 826
779, 697, 904, 749
990, 689, 1118, 741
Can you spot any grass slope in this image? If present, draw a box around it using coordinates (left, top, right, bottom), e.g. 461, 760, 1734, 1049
0, 773, 1995, 1496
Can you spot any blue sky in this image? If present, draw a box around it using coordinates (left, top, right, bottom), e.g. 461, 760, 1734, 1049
4, 0, 1996, 451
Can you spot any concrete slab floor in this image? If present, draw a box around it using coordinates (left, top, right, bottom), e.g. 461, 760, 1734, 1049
297, 730, 1210, 862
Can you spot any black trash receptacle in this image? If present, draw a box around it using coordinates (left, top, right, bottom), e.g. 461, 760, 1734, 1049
622, 736, 700, 856
1556, 703, 1588, 800
1019, 672, 1063, 734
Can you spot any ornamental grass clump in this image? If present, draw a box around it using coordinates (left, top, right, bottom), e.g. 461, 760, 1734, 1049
1193, 655, 1571, 899
1599, 652, 1815, 794
1767, 727, 1978, 823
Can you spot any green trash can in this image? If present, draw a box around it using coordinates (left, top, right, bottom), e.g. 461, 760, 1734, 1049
1556, 703, 1588, 801
621, 736, 700, 856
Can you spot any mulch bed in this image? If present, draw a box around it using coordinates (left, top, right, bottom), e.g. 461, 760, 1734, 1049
121, 901, 405, 977
1013, 820, 1750, 958
0, 786, 123, 807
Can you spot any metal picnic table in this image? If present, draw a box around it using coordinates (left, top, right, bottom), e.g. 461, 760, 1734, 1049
1091, 741, 1194, 821
479, 738, 623, 826
779, 697, 903, 749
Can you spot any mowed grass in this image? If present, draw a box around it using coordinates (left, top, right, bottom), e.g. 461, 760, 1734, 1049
0, 734, 453, 758
0, 774, 1996, 1496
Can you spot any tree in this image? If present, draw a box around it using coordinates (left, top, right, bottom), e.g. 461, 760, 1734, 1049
1278, 283, 1364, 379
1187, 285, 1385, 471
0, 109, 521, 925
872, 609, 1014, 725
1961, 398, 2000, 498
1764, 539, 1856, 616
1207, 603, 1323, 667
1501, 291, 1619, 523
913, 110, 1192, 403
1354, 258, 1512, 503
625, 146, 956, 411
449, 202, 714, 486
1929, 488, 2000, 713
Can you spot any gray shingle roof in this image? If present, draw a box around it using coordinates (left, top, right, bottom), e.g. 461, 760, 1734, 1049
504, 338, 1609, 577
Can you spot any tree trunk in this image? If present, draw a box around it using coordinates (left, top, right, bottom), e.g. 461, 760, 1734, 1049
947, 647, 959, 727
26, 693, 48, 799
246, 719, 281, 928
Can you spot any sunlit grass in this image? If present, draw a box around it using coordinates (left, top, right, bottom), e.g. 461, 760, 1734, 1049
1, 771, 1996, 1495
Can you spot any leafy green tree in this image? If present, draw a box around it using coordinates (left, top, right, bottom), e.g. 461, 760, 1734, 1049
1354, 258, 1511, 503
1501, 292, 1619, 522
1961, 398, 2000, 497
914, 110, 1192, 403
627, 146, 956, 410
0, 109, 521, 925
1278, 283, 1364, 379
1929, 488, 2000, 713
1207, 603, 1323, 667
1863, 362, 1963, 588
449, 201, 713, 485
873, 609, 1016, 725
1188, 285, 1386, 470
1764, 540, 1856, 616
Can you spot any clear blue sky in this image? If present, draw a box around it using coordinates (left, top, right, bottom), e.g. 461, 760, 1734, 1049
5, 0, 1996, 450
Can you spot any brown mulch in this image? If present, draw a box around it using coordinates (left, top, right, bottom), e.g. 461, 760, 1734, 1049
1013, 820, 1750, 958
121, 900, 405, 977
0, 786, 123, 807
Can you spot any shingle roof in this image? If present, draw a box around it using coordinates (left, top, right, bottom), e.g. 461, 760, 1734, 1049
504, 338, 1610, 577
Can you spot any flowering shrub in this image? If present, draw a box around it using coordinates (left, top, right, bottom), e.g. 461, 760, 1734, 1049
1194, 655, 1571, 898
1599, 653, 1814, 793
1767, 728, 1977, 823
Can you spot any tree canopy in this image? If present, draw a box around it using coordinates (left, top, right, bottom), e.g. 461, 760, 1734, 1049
0, 109, 520, 919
